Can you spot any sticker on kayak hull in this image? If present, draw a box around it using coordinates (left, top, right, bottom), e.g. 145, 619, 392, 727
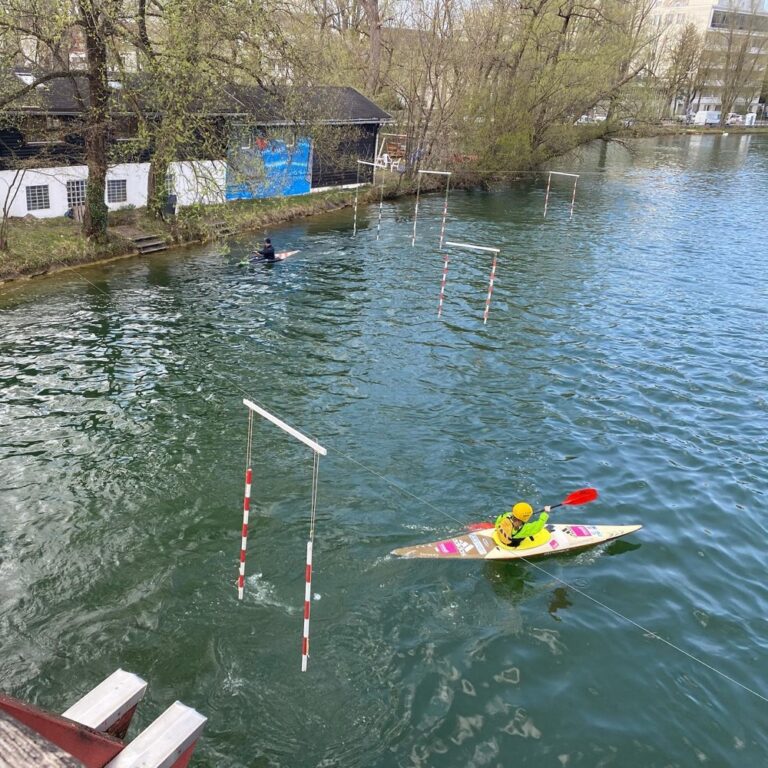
469, 533, 487, 555
567, 525, 600, 538
436, 540, 459, 554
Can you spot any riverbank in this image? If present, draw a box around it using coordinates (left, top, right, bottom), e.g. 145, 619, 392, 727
0, 187, 373, 284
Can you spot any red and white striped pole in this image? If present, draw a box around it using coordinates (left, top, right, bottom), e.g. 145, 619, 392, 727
437, 250, 450, 318
301, 540, 313, 671
240, 400, 326, 669
484, 253, 498, 325
444, 241, 501, 325
237, 466, 252, 600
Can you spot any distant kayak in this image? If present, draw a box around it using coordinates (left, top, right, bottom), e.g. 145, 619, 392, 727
239, 250, 300, 266
391, 523, 641, 560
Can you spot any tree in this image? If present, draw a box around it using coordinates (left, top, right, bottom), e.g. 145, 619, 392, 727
662, 23, 703, 117
0, 0, 120, 242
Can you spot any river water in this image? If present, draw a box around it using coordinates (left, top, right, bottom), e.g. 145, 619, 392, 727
1, 135, 767, 767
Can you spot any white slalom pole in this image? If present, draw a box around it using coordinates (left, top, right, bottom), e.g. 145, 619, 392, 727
439, 176, 450, 248
437, 249, 450, 318
543, 171, 552, 218
353, 163, 360, 236
483, 253, 498, 325
413, 169, 452, 247
569, 176, 578, 220
377, 182, 384, 241
411, 172, 422, 247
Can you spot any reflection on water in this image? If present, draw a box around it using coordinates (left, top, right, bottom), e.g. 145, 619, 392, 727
547, 587, 573, 622
1, 135, 768, 767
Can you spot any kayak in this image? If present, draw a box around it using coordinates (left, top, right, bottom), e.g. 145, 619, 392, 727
390, 523, 642, 560
239, 250, 300, 266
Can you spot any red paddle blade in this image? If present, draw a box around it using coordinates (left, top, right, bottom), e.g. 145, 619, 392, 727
561, 488, 598, 506
466, 522, 494, 531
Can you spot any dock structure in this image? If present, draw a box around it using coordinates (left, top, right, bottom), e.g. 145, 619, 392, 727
0, 669, 206, 768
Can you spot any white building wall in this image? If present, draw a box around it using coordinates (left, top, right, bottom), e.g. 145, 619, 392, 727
0, 162, 151, 219
108, 163, 151, 210
169, 160, 227, 207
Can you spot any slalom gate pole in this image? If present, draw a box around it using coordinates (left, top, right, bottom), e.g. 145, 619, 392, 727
569, 176, 578, 220
237, 411, 254, 601
240, 399, 326, 671
377, 182, 384, 241
439, 175, 451, 248
437, 249, 450, 318
411, 172, 422, 247
443, 241, 501, 324
353, 163, 360, 236
483, 253, 498, 326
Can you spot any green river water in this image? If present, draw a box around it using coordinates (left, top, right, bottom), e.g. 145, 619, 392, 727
1, 135, 767, 767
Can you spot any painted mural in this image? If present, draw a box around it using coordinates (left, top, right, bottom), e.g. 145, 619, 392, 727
226, 135, 312, 200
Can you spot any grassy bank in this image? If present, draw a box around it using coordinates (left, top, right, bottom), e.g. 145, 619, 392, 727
0, 187, 371, 283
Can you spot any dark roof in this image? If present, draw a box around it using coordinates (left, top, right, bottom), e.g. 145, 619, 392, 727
6, 71, 392, 125
224, 85, 392, 125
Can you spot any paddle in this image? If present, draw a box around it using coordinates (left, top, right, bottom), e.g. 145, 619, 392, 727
467, 488, 599, 531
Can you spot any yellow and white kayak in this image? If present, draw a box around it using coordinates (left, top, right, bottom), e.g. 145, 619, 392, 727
391, 523, 642, 560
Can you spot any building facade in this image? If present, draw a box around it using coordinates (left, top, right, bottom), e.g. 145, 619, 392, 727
0, 77, 391, 219
651, 0, 768, 116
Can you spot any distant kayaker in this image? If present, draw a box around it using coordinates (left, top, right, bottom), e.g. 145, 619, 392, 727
494, 502, 549, 547
255, 238, 275, 261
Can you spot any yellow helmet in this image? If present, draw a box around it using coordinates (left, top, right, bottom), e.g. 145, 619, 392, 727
512, 502, 533, 522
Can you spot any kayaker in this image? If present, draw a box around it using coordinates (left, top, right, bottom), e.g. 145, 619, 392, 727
494, 502, 549, 547
255, 238, 275, 261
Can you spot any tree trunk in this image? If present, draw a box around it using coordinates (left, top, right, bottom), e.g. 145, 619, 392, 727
80, 0, 110, 242
363, 0, 381, 95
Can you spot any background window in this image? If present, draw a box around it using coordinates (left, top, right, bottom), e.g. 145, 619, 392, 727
26, 185, 50, 211
106, 179, 127, 203
66, 179, 86, 207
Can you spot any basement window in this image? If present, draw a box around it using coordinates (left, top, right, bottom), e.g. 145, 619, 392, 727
26, 185, 50, 211
106, 179, 127, 203
66, 179, 86, 207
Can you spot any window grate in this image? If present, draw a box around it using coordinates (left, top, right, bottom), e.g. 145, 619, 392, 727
106, 179, 127, 203
66, 179, 86, 208
26, 185, 50, 211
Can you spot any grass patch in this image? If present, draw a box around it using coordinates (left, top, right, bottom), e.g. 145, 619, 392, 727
0, 217, 132, 281
0, 187, 368, 282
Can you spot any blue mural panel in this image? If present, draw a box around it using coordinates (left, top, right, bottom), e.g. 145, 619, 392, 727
226, 137, 312, 201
